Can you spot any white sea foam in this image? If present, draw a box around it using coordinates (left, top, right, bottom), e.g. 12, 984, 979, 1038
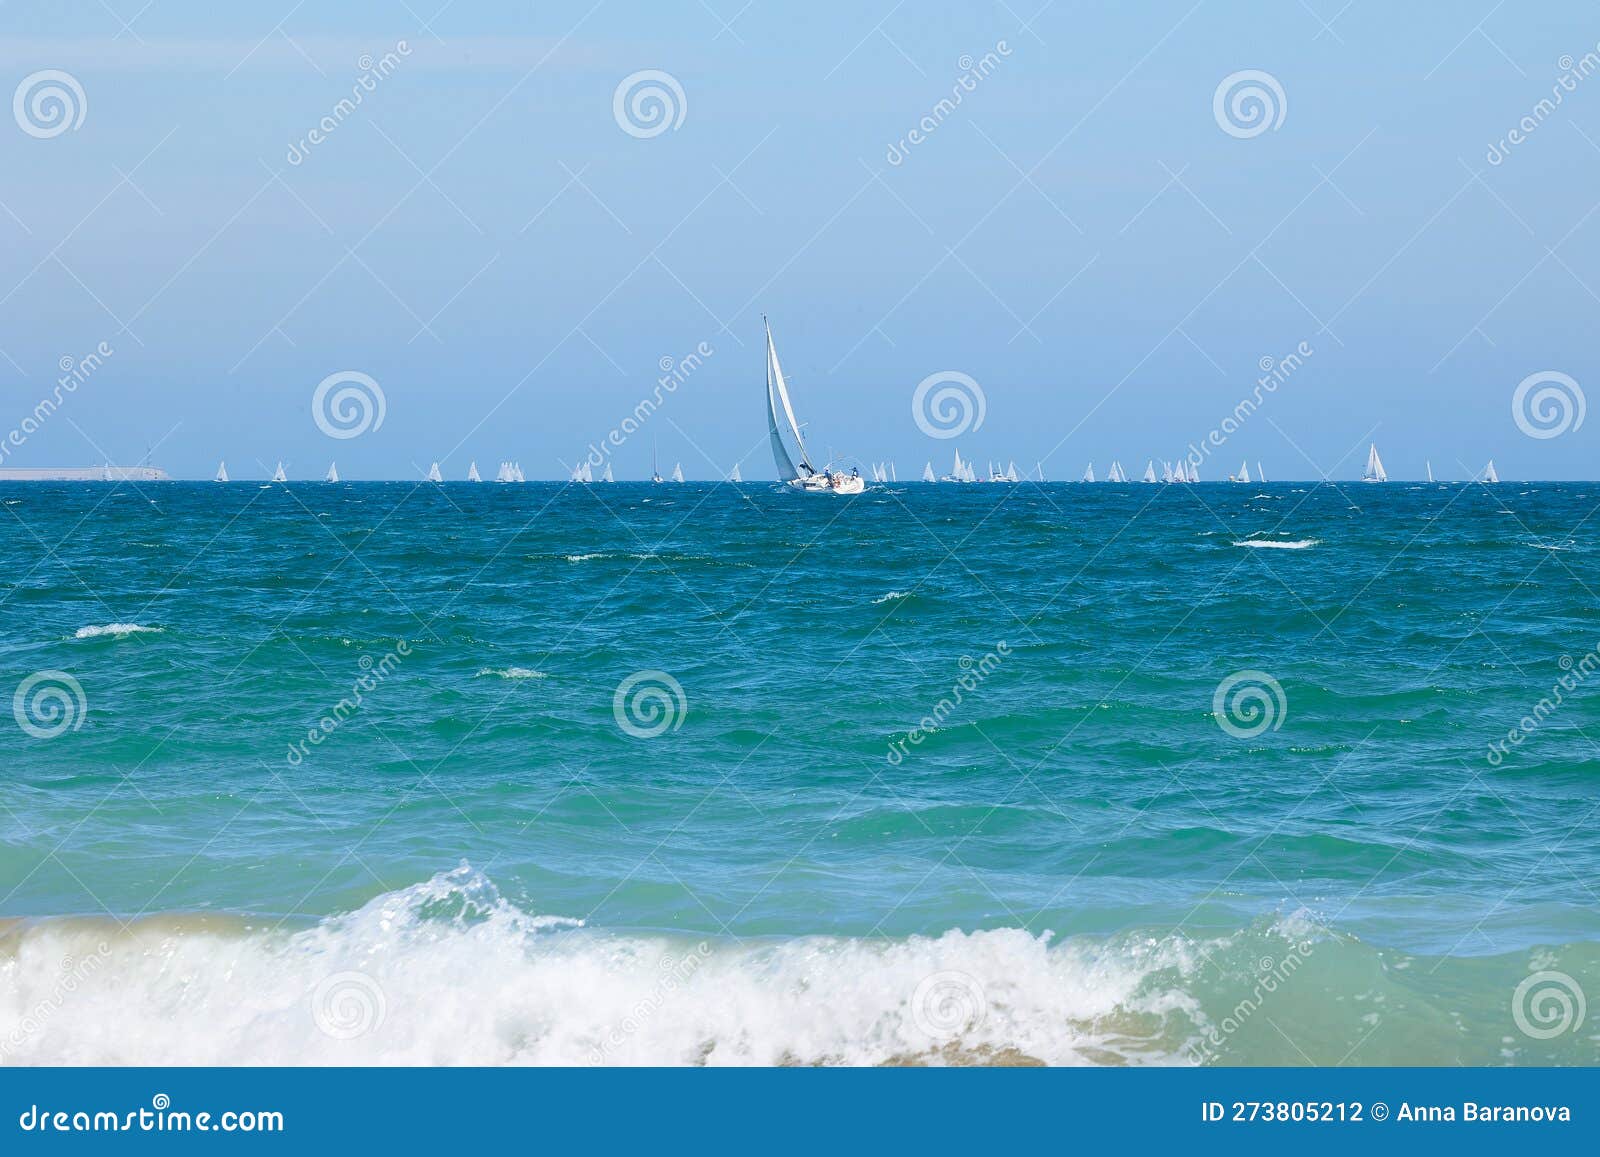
0, 864, 1213, 1066
873, 590, 910, 605
475, 667, 547, 680
74, 623, 162, 639
565, 553, 606, 562
1232, 539, 1319, 550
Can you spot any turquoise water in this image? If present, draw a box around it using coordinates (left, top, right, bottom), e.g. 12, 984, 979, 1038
2, 480, 1598, 1065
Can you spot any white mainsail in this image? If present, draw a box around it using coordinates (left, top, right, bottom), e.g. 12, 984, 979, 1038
1425, 460, 1433, 483
602, 463, 614, 482
671, 462, 684, 483
1006, 461, 1019, 483
890, 463, 898, 482
764, 317, 812, 481
271, 461, 287, 483
1362, 443, 1387, 483
214, 460, 228, 483
1257, 461, 1266, 483
467, 461, 481, 482
1082, 461, 1095, 483
728, 464, 741, 483
1235, 460, 1250, 483
325, 462, 339, 483
922, 461, 935, 482
1162, 461, 1173, 483
513, 462, 525, 483
427, 462, 443, 483
1142, 460, 1157, 483
1482, 459, 1499, 483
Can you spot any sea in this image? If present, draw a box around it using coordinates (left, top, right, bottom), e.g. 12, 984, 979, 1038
2, 479, 1598, 1066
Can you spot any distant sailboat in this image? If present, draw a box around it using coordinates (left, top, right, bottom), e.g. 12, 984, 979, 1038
1361, 443, 1387, 483
1482, 459, 1499, 483
467, 461, 481, 482
671, 462, 684, 483
728, 464, 741, 483
890, 463, 898, 482
1035, 462, 1045, 482
213, 460, 228, 483
763, 316, 864, 494
1006, 461, 1019, 483
1082, 461, 1095, 483
1257, 461, 1266, 484
1232, 460, 1250, 484
1142, 460, 1157, 483
1162, 461, 1174, 483
324, 462, 339, 483
513, 462, 526, 483
943, 449, 976, 484
427, 462, 443, 483
602, 463, 614, 483
271, 461, 287, 483
922, 461, 936, 483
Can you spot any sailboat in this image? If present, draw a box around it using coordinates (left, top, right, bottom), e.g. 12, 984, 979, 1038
513, 462, 526, 483
1257, 462, 1266, 484
214, 460, 228, 483
1425, 460, 1433, 483
671, 462, 684, 483
426, 462, 443, 483
1035, 463, 1046, 482
1481, 459, 1499, 484
1231, 460, 1250, 483
602, 463, 614, 483
728, 464, 742, 483
942, 449, 976, 484
651, 442, 664, 484
467, 461, 481, 482
271, 461, 287, 483
922, 461, 936, 483
1006, 461, 1019, 483
890, 462, 898, 482
763, 316, 865, 494
1082, 462, 1095, 483
1361, 443, 1387, 483
324, 462, 339, 483
1141, 460, 1157, 483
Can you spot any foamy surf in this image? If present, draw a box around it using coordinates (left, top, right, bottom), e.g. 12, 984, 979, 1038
475, 667, 547, 679
0, 864, 1216, 1067
73, 623, 162, 639
1232, 539, 1319, 550
873, 590, 911, 605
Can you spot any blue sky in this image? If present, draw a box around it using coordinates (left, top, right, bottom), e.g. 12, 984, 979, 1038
2, 1, 1598, 479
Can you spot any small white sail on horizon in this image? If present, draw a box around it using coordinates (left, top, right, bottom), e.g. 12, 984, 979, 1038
467, 461, 481, 483
1482, 459, 1499, 483
1257, 461, 1266, 484
1232, 460, 1250, 484
671, 462, 685, 483
324, 462, 339, 483
1142, 460, 1157, 483
271, 461, 287, 483
1426, 460, 1434, 483
214, 460, 228, 483
427, 462, 443, 483
922, 461, 936, 483
602, 463, 614, 483
1082, 461, 1095, 483
728, 463, 742, 483
1362, 443, 1387, 483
